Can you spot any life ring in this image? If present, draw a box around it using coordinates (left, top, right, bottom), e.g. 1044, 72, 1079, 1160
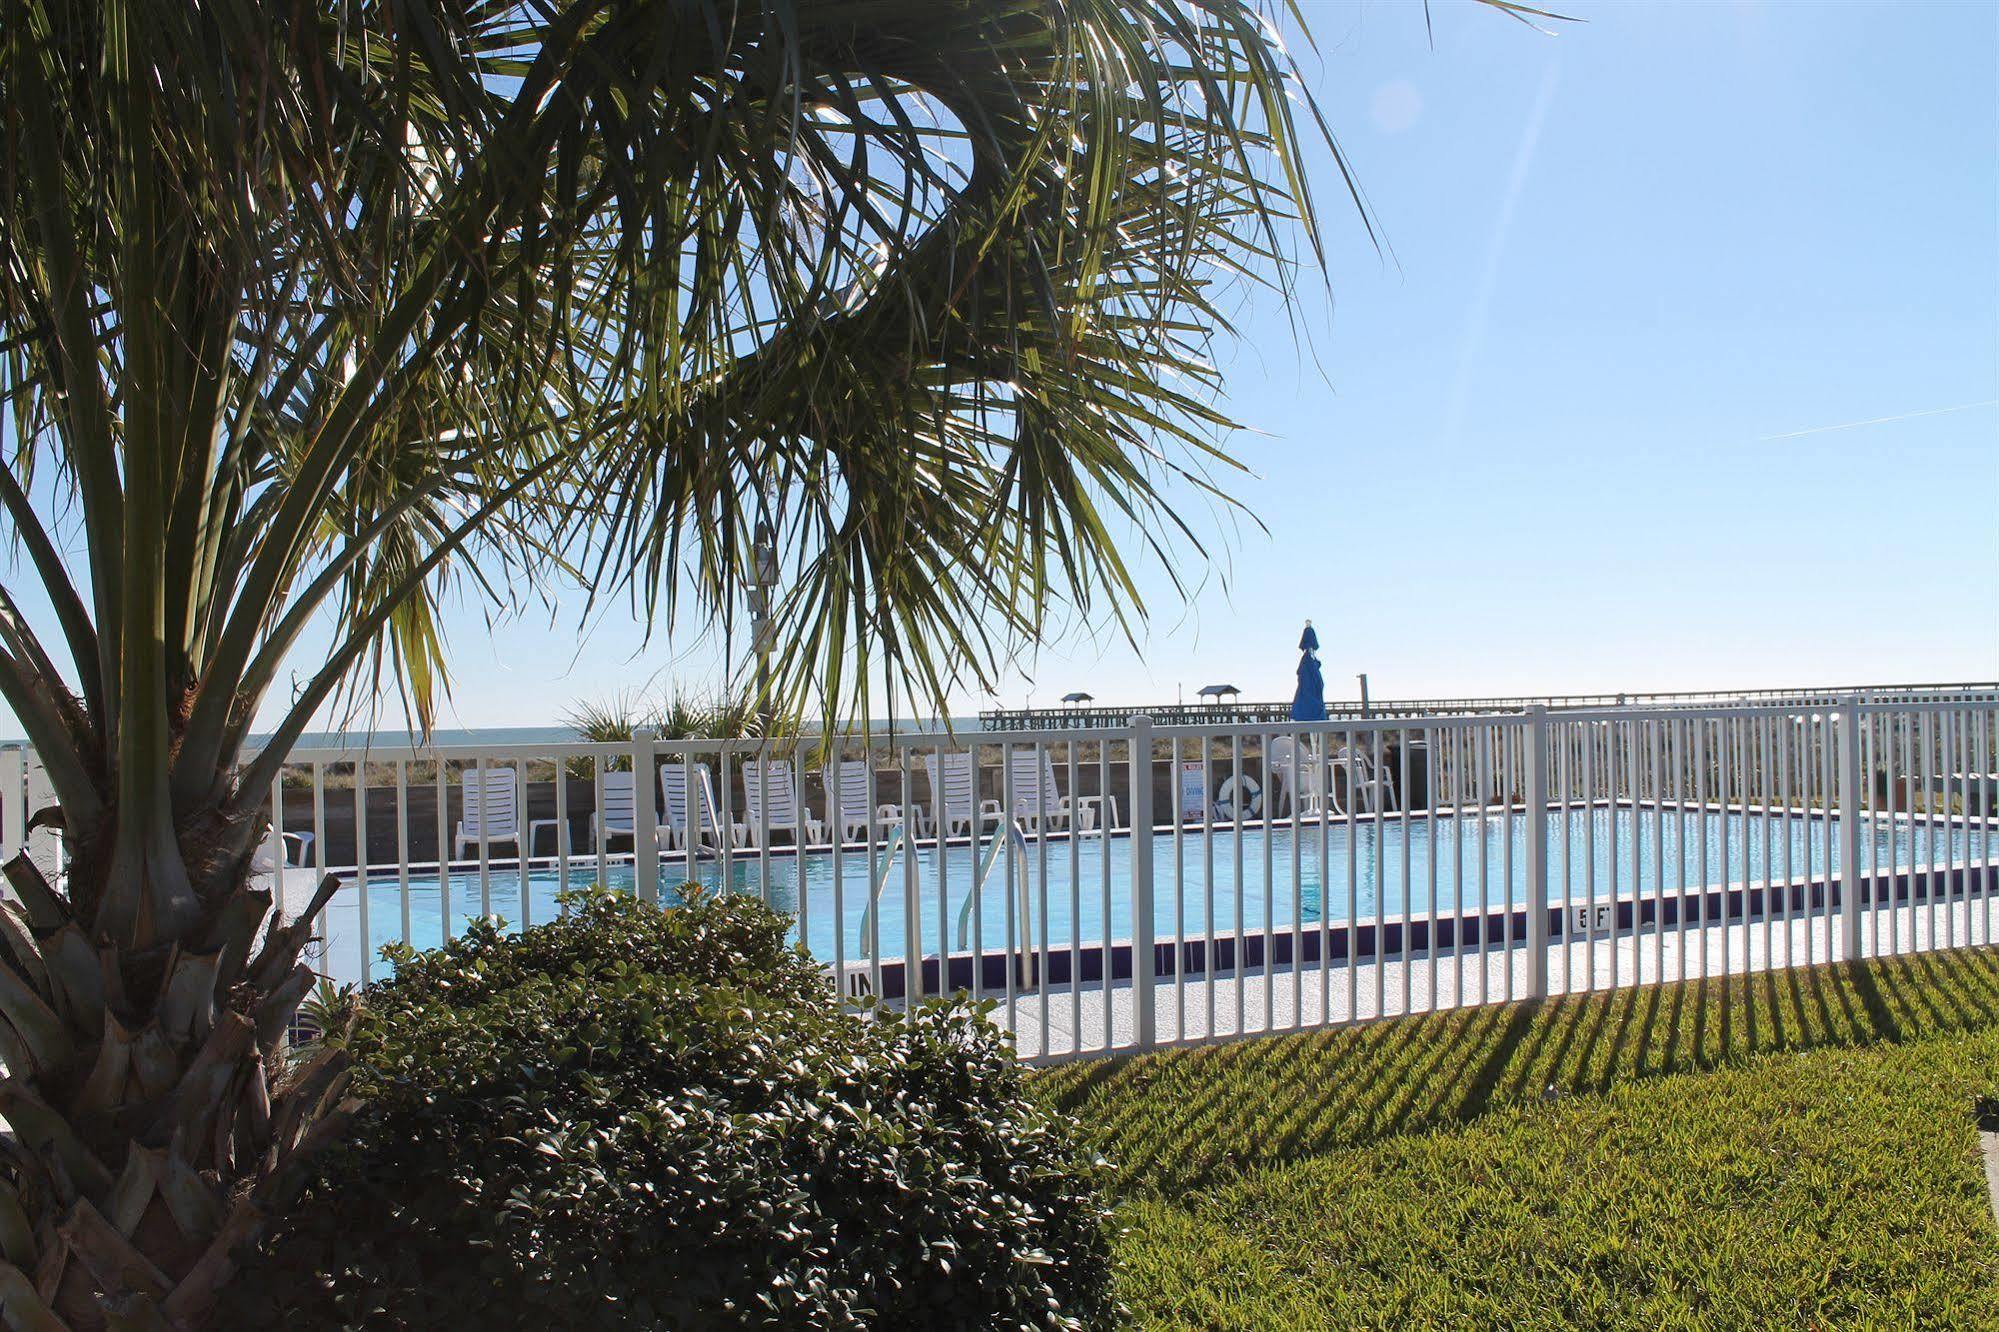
1215, 773, 1262, 820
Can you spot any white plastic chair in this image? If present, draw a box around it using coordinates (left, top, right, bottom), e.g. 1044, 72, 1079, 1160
249, 825, 313, 875
925, 751, 1003, 839
1330, 743, 1397, 815
658, 761, 725, 851
741, 760, 823, 846
822, 760, 921, 842
588, 770, 640, 850
454, 766, 520, 858
1268, 735, 1327, 817
1003, 749, 1072, 833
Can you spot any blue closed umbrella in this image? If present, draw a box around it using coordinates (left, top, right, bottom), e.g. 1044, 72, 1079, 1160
1290, 621, 1327, 722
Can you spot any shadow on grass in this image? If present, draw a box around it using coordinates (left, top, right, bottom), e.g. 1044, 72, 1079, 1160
1036, 945, 1999, 1199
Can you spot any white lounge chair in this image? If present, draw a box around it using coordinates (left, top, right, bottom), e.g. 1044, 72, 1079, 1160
249, 824, 313, 875
924, 751, 1003, 839
1003, 749, 1072, 833
527, 791, 571, 857
588, 770, 640, 851
454, 766, 520, 858
822, 760, 921, 843
1007, 749, 1122, 832
659, 761, 726, 851
742, 760, 823, 846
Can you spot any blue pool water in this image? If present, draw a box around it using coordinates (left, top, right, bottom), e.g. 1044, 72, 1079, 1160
311, 806, 1996, 980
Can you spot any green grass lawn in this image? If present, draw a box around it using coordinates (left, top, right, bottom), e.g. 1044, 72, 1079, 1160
1038, 950, 1999, 1329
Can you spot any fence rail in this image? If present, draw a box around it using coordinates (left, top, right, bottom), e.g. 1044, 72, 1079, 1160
4, 691, 1997, 1064
977, 680, 1999, 731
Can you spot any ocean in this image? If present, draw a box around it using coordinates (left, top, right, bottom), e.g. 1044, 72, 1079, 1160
267, 716, 991, 753
1, 718, 996, 753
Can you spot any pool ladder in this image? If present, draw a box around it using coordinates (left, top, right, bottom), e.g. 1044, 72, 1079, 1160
853, 820, 1038, 991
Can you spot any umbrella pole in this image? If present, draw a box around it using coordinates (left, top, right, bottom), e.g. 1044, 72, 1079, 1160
1311, 731, 1325, 817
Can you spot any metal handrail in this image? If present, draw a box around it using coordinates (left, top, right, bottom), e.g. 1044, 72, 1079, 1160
854, 822, 907, 959
938, 820, 1035, 990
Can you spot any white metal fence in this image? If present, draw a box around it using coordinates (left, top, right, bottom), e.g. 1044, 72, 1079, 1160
0, 743, 49, 872
4, 692, 1997, 1064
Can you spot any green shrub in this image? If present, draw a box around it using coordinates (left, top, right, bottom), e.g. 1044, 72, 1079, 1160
224, 889, 1117, 1330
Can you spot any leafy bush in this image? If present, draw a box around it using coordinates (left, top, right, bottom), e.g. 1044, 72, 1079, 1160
223, 889, 1118, 1330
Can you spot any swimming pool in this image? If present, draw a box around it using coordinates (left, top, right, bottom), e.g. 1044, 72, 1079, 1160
306, 803, 1996, 981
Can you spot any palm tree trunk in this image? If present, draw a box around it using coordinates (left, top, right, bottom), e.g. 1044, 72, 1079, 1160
0, 823, 351, 1331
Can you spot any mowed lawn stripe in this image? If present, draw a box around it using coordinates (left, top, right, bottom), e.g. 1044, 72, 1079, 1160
1040, 948, 1999, 1196
1037, 948, 1999, 1329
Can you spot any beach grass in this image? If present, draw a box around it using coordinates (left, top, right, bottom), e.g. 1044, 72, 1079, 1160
1039, 948, 1999, 1329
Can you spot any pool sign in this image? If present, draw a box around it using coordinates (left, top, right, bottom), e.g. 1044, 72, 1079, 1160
1179, 762, 1208, 820
1569, 902, 1616, 936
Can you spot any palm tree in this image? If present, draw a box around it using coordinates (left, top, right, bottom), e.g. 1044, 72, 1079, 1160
0, 0, 1376, 1323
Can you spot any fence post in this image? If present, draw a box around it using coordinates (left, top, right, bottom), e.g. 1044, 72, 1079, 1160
902, 745, 924, 1001
1523, 707, 1550, 1000
1838, 695, 1863, 961
1128, 715, 1156, 1050
0, 746, 20, 864
633, 737, 660, 903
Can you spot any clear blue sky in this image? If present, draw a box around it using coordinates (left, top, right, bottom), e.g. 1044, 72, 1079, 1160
3, 0, 1995, 738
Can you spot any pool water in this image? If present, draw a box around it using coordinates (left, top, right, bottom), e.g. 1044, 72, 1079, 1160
313, 805, 1996, 980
